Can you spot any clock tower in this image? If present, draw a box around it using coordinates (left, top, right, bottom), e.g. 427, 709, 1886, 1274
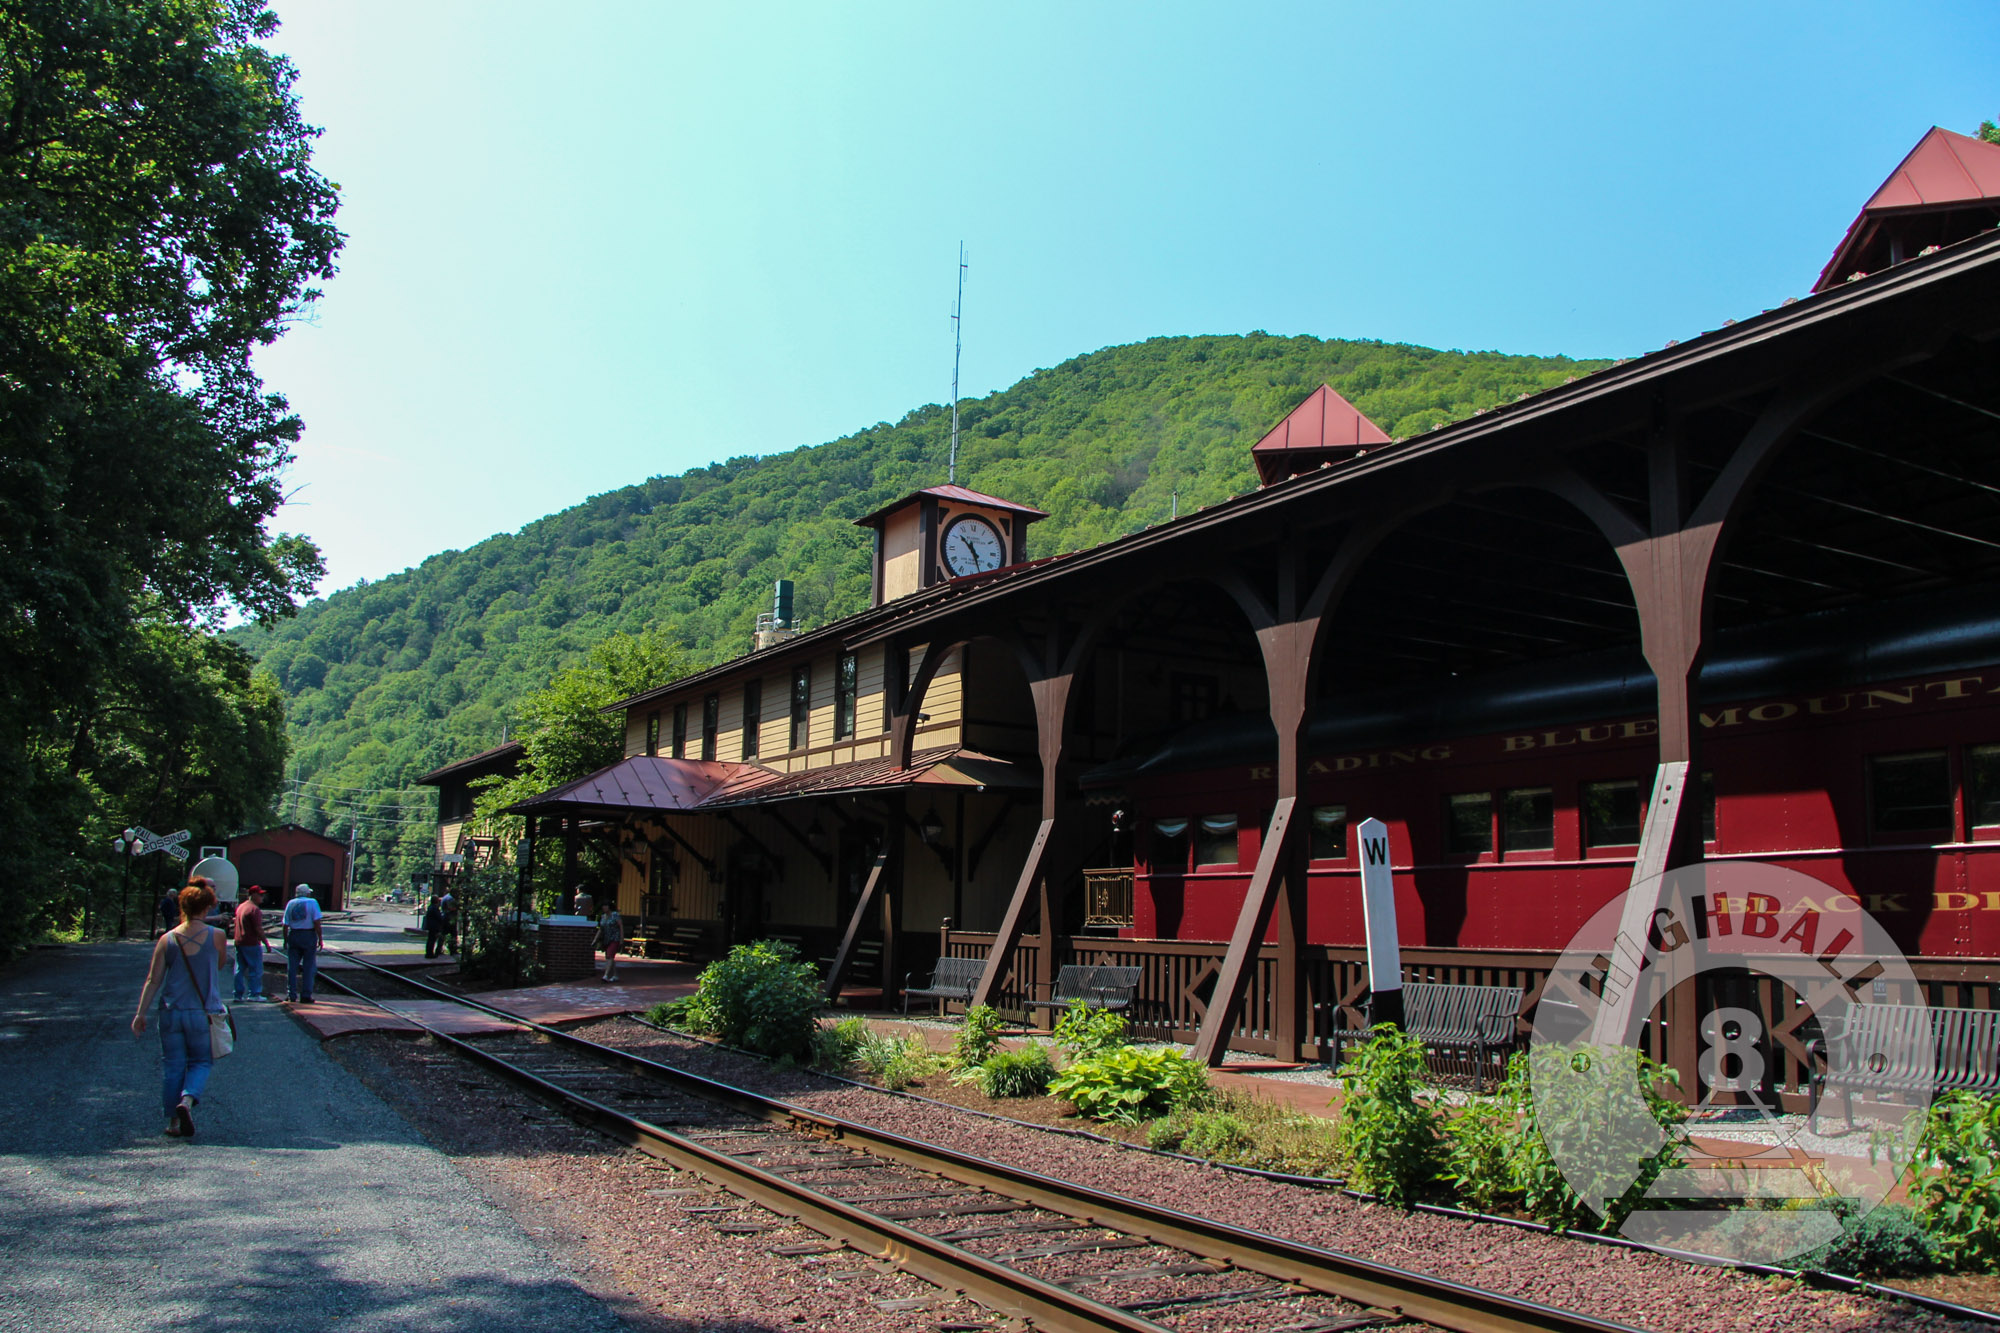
855, 485, 1048, 606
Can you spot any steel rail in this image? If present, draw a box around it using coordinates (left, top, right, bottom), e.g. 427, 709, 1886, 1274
324, 953, 1646, 1333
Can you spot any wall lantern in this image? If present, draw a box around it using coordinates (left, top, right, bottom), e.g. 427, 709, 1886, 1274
918, 808, 947, 847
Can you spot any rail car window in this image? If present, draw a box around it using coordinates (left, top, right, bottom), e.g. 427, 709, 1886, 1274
1151, 818, 1191, 874
1583, 780, 1643, 847
741, 680, 762, 760
1869, 751, 1951, 837
1195, 814, 1239, 867
1701, 770, 1716, 843
701, 694, 719, 761
1501, 787, 1555, 852
1309, 805, 1348, 860
1444, 793, 1492, 857
1968, 745, 2000, 828
671, 703, 688, 759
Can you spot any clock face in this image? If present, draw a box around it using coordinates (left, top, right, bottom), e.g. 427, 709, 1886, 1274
942, 515, 1006, 576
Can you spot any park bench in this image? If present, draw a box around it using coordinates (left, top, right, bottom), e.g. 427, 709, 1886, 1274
1024, 964, 1144, 1019
1329, 981, 1523, 1091
647, 923, 710, 964
1808, 1004, 2000, 1133
903, 956, 987, 1016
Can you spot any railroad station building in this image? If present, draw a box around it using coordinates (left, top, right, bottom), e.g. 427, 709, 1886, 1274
476, 127, 2000, 1102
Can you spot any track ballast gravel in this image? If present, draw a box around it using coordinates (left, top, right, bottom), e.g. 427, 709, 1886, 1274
574, 1018, 1972, 1333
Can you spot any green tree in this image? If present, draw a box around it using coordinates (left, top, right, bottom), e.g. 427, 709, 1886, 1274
1980, 117, 2000, 146
472, 632, 691, 906
0, 0, 341, 952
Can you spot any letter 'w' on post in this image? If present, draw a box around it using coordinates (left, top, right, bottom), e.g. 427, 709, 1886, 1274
1357, 818, 1404, 1030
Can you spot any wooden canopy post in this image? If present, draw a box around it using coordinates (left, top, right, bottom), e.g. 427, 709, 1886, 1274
970, 617, 1093, 1013
1193, 529, 1388, 1066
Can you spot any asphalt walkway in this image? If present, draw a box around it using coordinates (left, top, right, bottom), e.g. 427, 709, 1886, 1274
0, 941, 626, 1333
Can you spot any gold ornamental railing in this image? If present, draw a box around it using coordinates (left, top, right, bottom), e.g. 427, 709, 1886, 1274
1082, 867, 1134, 928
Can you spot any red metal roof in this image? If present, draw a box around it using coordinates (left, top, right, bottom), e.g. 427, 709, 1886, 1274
1816, 128, 2000, 290
854, 485, 1050, 529
1250, 384, 1392, 486
502, 756, 766, 816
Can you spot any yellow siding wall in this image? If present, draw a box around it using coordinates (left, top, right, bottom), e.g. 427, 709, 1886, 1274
881, 506, 923, 600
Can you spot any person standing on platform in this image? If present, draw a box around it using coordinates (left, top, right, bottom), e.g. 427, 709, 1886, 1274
596, 902, 623, 983
156, 888, 180, 940
233, 886, 270, 1001
438, 887, 456, 956
422, 892, 448, 958
281, 884, 324, 1004
132, 880, 228, 1138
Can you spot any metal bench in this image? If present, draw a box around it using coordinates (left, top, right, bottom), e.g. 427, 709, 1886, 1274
1330, 982, 1522, 1091
903, 956, 987, 1016
1809, 1003, 2000, 1133
1024, 964, 1143, 1017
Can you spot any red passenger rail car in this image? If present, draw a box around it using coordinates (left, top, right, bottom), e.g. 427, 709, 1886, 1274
1088, 588, 2000, 962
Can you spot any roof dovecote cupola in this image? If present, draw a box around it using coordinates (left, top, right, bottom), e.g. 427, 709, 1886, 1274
1815, 128, 2000, 292
1250, 383, 1391, 487
854, 484, 1048, 606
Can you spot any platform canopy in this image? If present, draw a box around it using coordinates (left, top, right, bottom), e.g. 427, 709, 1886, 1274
502, 756, 765, 819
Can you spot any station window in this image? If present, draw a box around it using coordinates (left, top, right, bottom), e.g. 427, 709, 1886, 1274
790, 665, 811, 750
645, 710, 661, 757
1309, 805, 1348, 860
671, 703, 688, 759
1194, 814, 1239, 867
1968, 745, 2000, 828
1870, 751, 1951, 838
1151, 817, 1191, 874
835, 652, 858, 740
1171, 673, 1220, 724
701, 693, 719, 761
1443, 792, 1493, 857
741, 680, 762, 760
1501, 787, 1555, 853
1583, 779, 1643, 847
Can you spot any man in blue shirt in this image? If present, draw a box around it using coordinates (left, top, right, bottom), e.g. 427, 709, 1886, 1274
281, 884, 324, 1004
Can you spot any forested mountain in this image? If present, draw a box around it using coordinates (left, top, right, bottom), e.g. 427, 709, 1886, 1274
237, 333, 1611, 885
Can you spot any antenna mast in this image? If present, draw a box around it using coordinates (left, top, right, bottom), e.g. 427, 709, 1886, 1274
949, 243, 966, 484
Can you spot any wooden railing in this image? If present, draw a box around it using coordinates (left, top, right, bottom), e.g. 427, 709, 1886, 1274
1082, 868, 1135, 929
937, 931, 2000, 1108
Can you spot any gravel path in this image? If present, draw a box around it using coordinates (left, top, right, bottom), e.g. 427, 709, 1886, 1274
578, 1019, 1968, 1333
0, 943, 622, 1333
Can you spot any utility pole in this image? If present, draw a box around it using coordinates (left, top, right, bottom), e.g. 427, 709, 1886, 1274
949, 243, 966, 484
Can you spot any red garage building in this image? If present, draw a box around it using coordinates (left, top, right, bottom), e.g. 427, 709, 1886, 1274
227, 825, 349, 911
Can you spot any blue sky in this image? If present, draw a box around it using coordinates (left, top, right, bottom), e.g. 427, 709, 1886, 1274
254, 2, 1999, 594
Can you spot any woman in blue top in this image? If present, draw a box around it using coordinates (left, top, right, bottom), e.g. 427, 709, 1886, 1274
132, 879, 229, 1139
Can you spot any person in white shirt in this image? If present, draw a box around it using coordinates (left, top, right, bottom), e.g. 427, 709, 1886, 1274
281, 884, 324, 1004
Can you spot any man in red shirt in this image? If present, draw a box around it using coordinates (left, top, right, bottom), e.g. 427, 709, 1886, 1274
233, 886, 270, 1002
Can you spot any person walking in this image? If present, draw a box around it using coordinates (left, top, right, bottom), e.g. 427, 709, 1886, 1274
233, 886, 270, 1002
281, 884, 324, 1004
155, 888, 180, 940
132, 879, 229, 1138
595, 901, 624, 983
422, 891, 448, 959
438, 887, 456, 957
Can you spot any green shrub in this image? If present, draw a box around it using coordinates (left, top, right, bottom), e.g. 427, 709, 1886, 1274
850, 1029, 944, 1091
976, 1045, 1055, 1098
644, 996, 696, 1029
1911, 1090, 2000, 1271
1806, 1203, 1938, 1278
1441, 1091, 1524, 1215
1508, 1044, 1685, 1233
1331, 1025, 1445, 1205
950, 1005, 1007, 1070
812, 1015, 870, 1069
1053, 1000, 1129, 1061
682, 940, 823, 1060
1147, 1092, 1344, 1176
1049, 1045, 1211, 1124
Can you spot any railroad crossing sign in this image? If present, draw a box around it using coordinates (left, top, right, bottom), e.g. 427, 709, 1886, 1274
122, 826, 191, 862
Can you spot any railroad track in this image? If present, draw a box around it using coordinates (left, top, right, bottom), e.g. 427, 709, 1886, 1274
319, 954, 1648, 1333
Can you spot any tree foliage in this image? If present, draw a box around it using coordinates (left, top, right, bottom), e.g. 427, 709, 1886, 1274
0, 0, 340, 952
240, 333, 1606, 892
